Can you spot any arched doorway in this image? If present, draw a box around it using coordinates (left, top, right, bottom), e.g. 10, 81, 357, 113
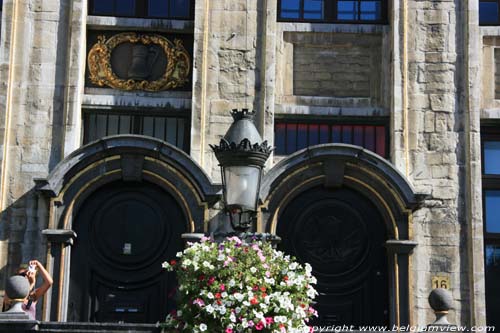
37, 135, 221, 322
260, 144, 421, 326
277, 186, 388, 326
68, 181, 186, 323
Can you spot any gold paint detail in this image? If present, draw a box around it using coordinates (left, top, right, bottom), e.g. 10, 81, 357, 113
143, 157, 204, 205
57, 156, 121, 204
344, 176, 399, 239
269, 175, 325, 234
431, 276, 450, 290
394, 253, 401, 329
199, 0, 211, 166
142, 171, 195, 232
87, 32, 190, 92
57, 243, 65, 321
265, 163, 322, 205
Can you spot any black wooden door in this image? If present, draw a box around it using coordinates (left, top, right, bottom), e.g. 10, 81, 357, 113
278, 187, 389, 327
68, 181, 186, 323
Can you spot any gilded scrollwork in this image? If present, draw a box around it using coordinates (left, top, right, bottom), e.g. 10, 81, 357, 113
87, 32, 191, 92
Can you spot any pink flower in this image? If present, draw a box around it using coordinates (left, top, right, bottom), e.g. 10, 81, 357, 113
225, 328, 233, 333
265, 317, 273, 325
220, 284, 225, 291
255, 322, 264, 330
208, 276, 215, 285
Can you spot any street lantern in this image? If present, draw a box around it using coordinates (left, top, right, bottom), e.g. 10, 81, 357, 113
210, 109, 272, 231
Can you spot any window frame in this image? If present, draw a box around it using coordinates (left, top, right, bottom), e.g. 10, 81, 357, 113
88, 0, 195, 20
479, 0, 500, 26
82, 109, 191, 152
482, 128, 500, 242
273, 116, 390, 158
277, 0, 389, 24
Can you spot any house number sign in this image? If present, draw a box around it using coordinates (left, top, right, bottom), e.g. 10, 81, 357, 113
431, 276, 450, 289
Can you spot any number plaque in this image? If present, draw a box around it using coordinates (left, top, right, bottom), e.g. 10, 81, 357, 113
431, 276, 450, 289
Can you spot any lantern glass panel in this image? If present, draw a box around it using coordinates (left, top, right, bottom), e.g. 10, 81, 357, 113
224, 166, 260, 211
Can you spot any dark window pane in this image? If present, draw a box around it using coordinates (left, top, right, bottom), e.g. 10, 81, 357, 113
308, 124, 319, 146
376, 126, 386, 157
286, 124, 297, 154
303, 0, 323, 19
275, 124, 286, 155
364, 126, 375, 151
149, 0, 169, 17
171, 0, 190, 18
484, 141, 500, 174
96, 114, 108, 139
141, 117, 153, 136
119, 115, 132, 134
480, 2, 499, 24
337, 1, 358, 20
166, 118, 177, 145
332, 125, 341, 143
115, 0, 135, 16
154, 117, 166, 141
485, 245, 500, 328
88, 114, 98, 142
297, 124, 308, 151
319, 125, 329, 143
177, 118, 185, 149
108, 115, 119, 136
280, 0, 301, 19
486, 190, 500, 233
353, 125, 363, 146
360, 1, 381, 21
93, 0, 115, 15
342, 125, 352, 144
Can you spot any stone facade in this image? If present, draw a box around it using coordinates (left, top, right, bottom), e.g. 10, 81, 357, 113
0, 0, 493, 328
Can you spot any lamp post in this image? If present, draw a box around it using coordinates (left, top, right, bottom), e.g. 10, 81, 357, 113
209, 109, 279, 244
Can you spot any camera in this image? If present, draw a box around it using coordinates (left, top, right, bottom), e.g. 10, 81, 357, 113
28, 264, 36, 273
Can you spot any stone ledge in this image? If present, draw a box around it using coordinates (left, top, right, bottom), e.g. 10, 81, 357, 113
87, 15, 194, 33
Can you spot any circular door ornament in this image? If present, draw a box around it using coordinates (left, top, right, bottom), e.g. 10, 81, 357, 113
87, 32, 191, 91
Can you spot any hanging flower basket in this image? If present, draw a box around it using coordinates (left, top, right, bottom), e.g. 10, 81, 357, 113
162, 236, 318, 333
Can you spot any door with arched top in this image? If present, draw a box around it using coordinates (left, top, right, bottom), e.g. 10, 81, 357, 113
68, 181, 186, 323
277, 186, 389, 327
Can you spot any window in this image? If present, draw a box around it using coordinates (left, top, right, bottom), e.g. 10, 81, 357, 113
278, 0, 387, 23
274, 120, 388, 157
482, 127, 500, 328
83, 110, 190, 152
480, 0, 500, 25
88, 0, 193, 19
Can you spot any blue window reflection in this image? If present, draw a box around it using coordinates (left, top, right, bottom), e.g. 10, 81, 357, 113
480, 2, 499, 25
360, 1, 381, 21
485, 141, 500, 174
486, 191, 500, 233
304, 0, 323, 20
281, 0, 301, 19
338, 1, 358, 20
170, 0, 190, 18
115, 0, 135, 16
93, 0, 115, 15
149, 0, 169, 17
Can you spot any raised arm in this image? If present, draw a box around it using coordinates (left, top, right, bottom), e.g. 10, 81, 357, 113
29, 260, 53, 302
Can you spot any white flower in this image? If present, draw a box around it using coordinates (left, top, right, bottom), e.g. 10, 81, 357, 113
205, 305, 214, 314
161, 261, 170, 269
250, 267, 257, 273
199, 323, 207, 331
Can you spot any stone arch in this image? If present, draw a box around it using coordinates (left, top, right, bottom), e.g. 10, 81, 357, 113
260, 144, 423, 326
36, 135, 220, 321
